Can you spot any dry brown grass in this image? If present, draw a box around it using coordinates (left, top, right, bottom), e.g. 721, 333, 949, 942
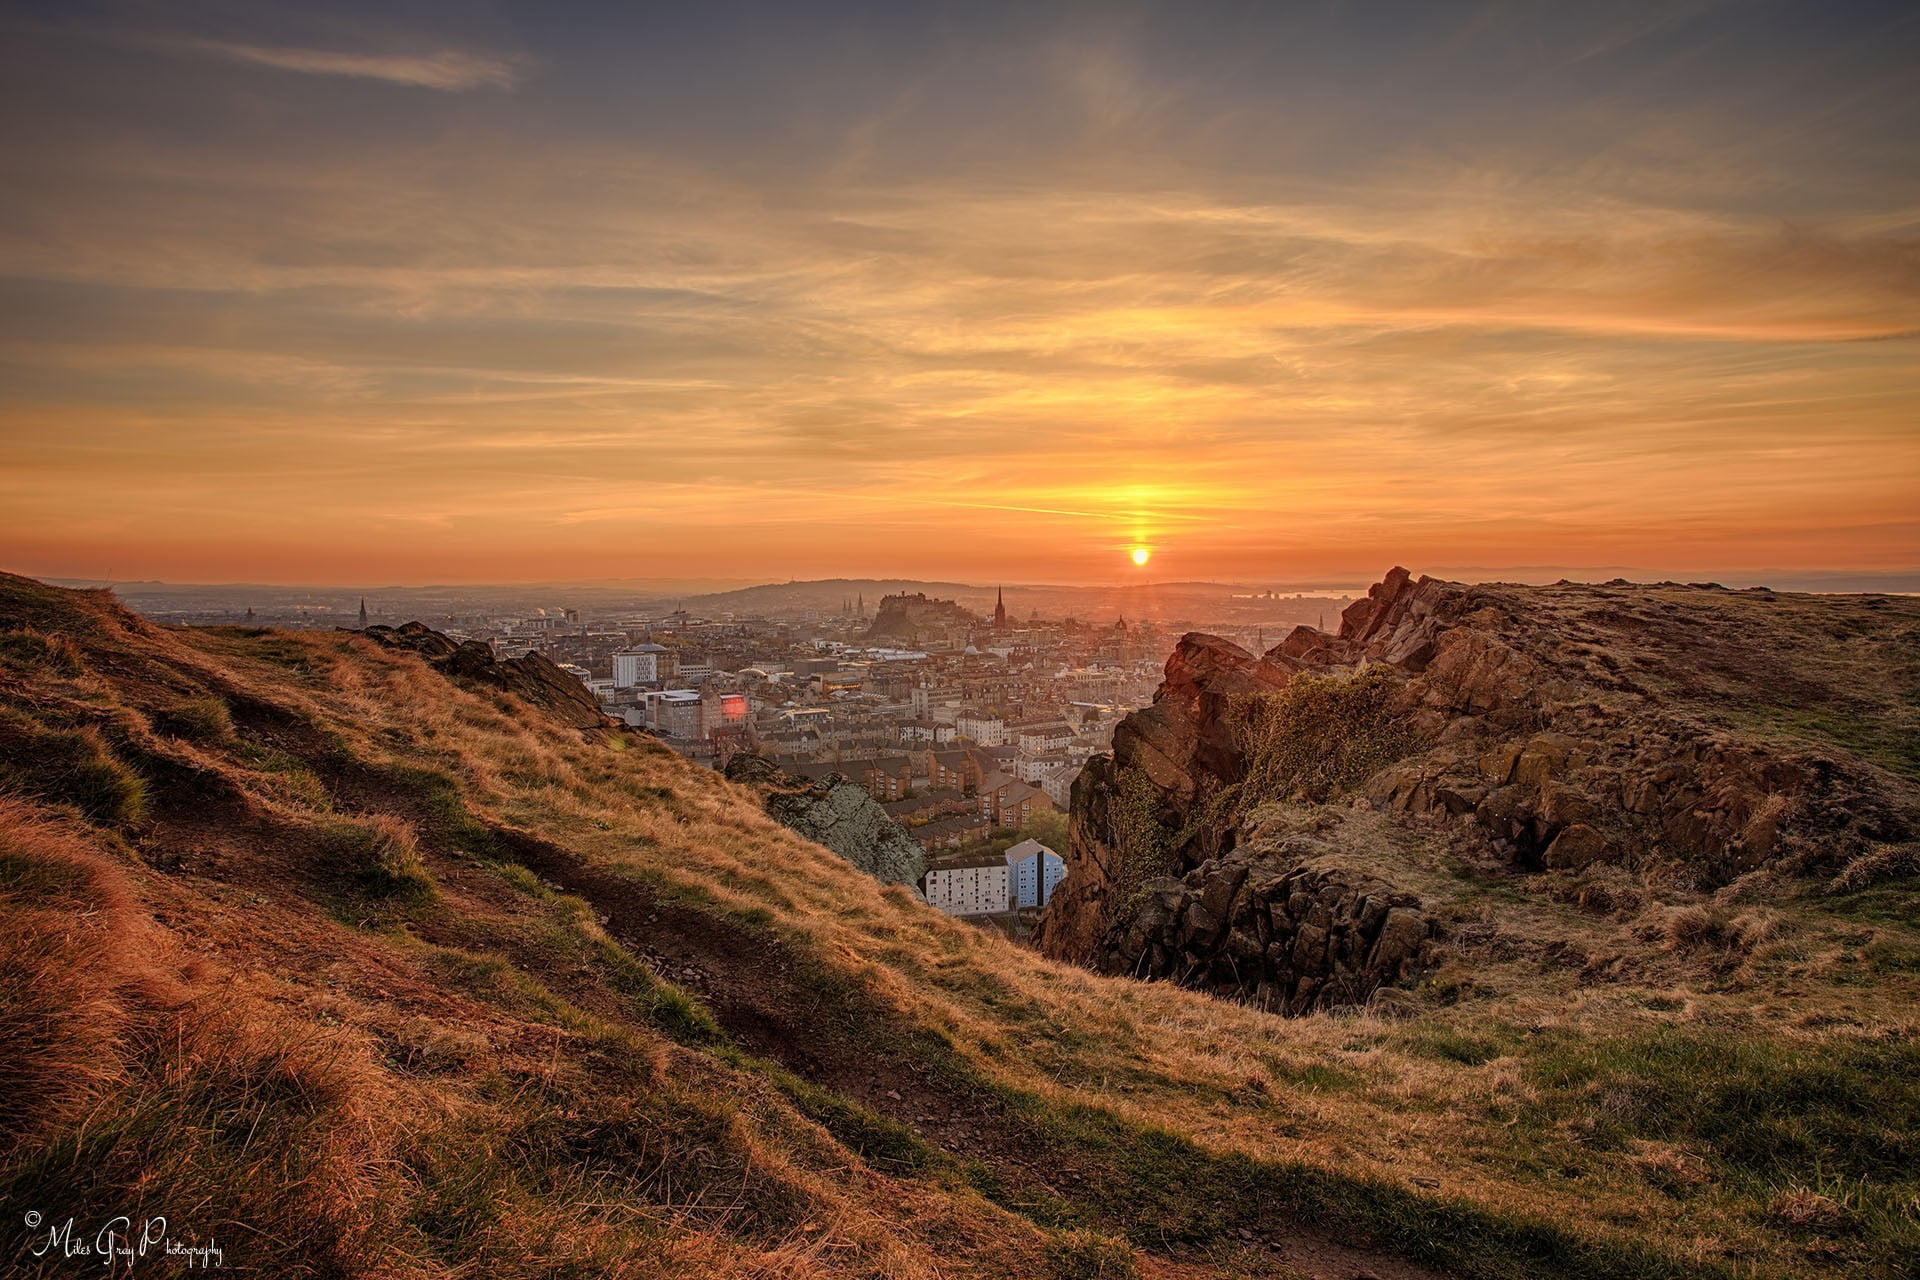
0, 582, 1127, 1280
3, 574, 1917, 1279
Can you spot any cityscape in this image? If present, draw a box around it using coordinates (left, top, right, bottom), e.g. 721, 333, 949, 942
104, 575, 1358, 920
3, 3, 1915, 1278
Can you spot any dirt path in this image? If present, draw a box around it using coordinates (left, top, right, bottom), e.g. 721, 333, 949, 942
495, 827, 1450, 1280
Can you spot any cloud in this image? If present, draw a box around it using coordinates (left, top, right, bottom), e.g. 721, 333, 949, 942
180, 39, 520, 91
0, 5, 1914, 581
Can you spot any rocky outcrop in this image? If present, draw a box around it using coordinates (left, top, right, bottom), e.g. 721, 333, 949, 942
359, 622, 610, 731
1039, 568, 1920, 1005
1096, 843, 1434, 1015
724, 754, 928, 889
864, 593, 978, 642
1035, 633, 1293, 965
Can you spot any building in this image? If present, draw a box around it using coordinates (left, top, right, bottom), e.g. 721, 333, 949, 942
698, 687, 751, 740
973, 771, 1049, 826
1004, 839, 1067, 909
1039, 762, 1079, 808
1014, 751, 1068, 783
640, 689, 702, 738
955, 711, 1006, 746
912, 813, 993, 852
924, 748, 984, 792
882, 789, 966, 825
613, 643, 668, 687
1012, 720, 1073, 754
991, 779, 1049, 827
923, 852, 1010, 916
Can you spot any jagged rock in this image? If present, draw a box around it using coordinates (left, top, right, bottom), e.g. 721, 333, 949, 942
1034, 633, 1291, 964
1544, 823, 1610, 869
1039, 567, 1920, 994
1089, 844, 1434, 1015
359, 622, 609, 731
724, 754, 928, 889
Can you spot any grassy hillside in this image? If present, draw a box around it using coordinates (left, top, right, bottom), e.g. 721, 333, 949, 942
1, 572, 1915, 1278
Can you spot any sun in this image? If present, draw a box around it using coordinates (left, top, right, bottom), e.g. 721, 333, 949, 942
1130, 547, 1151, 566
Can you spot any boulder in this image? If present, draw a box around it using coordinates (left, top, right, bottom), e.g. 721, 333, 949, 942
1544, 823, 1610, 870
724, 754, 928, 888
1087, 844, 1435, 1015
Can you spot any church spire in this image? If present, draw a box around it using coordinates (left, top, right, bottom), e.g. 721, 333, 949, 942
357, 597, 368, 627
993, 585, 1007, 630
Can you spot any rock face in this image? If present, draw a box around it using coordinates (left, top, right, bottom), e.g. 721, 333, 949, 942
1097, 843, 1433, 1015
725, 754, 928, 889
864, 593, 978, 642
359, 622, 610, 731
1038, 568, 1920, 1010
1036, 633, 1292, 966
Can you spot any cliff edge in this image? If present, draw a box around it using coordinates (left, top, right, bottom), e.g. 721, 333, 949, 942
1037, 569, 1920, 1014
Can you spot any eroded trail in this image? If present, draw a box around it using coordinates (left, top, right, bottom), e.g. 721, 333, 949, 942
494, 825, 1449, 1280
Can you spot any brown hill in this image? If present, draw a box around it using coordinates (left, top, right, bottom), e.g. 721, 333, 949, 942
2, 569, 1916, 1279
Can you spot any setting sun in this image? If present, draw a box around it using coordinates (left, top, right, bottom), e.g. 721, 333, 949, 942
1130, 547, 1151, 566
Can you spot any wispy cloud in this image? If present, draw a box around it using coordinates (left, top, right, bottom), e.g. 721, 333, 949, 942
180, 39, 520, 91
0, 2, 1914, 582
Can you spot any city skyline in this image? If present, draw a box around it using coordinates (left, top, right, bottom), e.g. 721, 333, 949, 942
3, 1, 1916, 584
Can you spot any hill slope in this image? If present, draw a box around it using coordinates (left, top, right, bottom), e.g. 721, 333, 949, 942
1, 571, 1915, 1278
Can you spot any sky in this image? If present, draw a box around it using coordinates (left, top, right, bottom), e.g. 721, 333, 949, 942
1, 0, 1916, 587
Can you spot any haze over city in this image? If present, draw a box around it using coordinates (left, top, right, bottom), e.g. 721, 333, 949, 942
2, 0, 1915, 587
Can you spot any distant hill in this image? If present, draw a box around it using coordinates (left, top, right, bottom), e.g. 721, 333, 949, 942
676, 576, 1360, 628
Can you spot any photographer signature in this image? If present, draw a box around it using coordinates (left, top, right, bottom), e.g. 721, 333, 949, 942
22, 1210, 224, 1269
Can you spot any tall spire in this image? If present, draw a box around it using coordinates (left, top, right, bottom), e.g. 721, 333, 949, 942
357, 597, 368, 628
993, 585, 1007, 630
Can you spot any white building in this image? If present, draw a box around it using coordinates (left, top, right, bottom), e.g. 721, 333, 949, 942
1013, 720, 1073, 754
613, 643, 669, 688
922, 853, 1011, 916
955, 712, 1006, 746
1005, 839, 1067, 909
1015, 751, 1073, 783
1039, 763, 1080, 808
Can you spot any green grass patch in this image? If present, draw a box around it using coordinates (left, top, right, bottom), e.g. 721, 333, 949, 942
1729, 706, 1920, 781
318, 819, 438, 906
1523, 1026, 1920, 1188
0, 628, 86, 677
1397, 1025, 1510, 1067
0, 707, 149, 827
357, 759, 502, 858
1044, 1227, 1140, 1279
152, 694, 235, 743
1003, 1091, 1716, 1279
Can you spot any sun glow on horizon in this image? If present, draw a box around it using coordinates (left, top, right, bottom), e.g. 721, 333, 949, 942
0, 6, 1915, 586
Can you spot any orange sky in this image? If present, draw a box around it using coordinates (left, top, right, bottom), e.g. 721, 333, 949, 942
1, 3, 1916, 586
